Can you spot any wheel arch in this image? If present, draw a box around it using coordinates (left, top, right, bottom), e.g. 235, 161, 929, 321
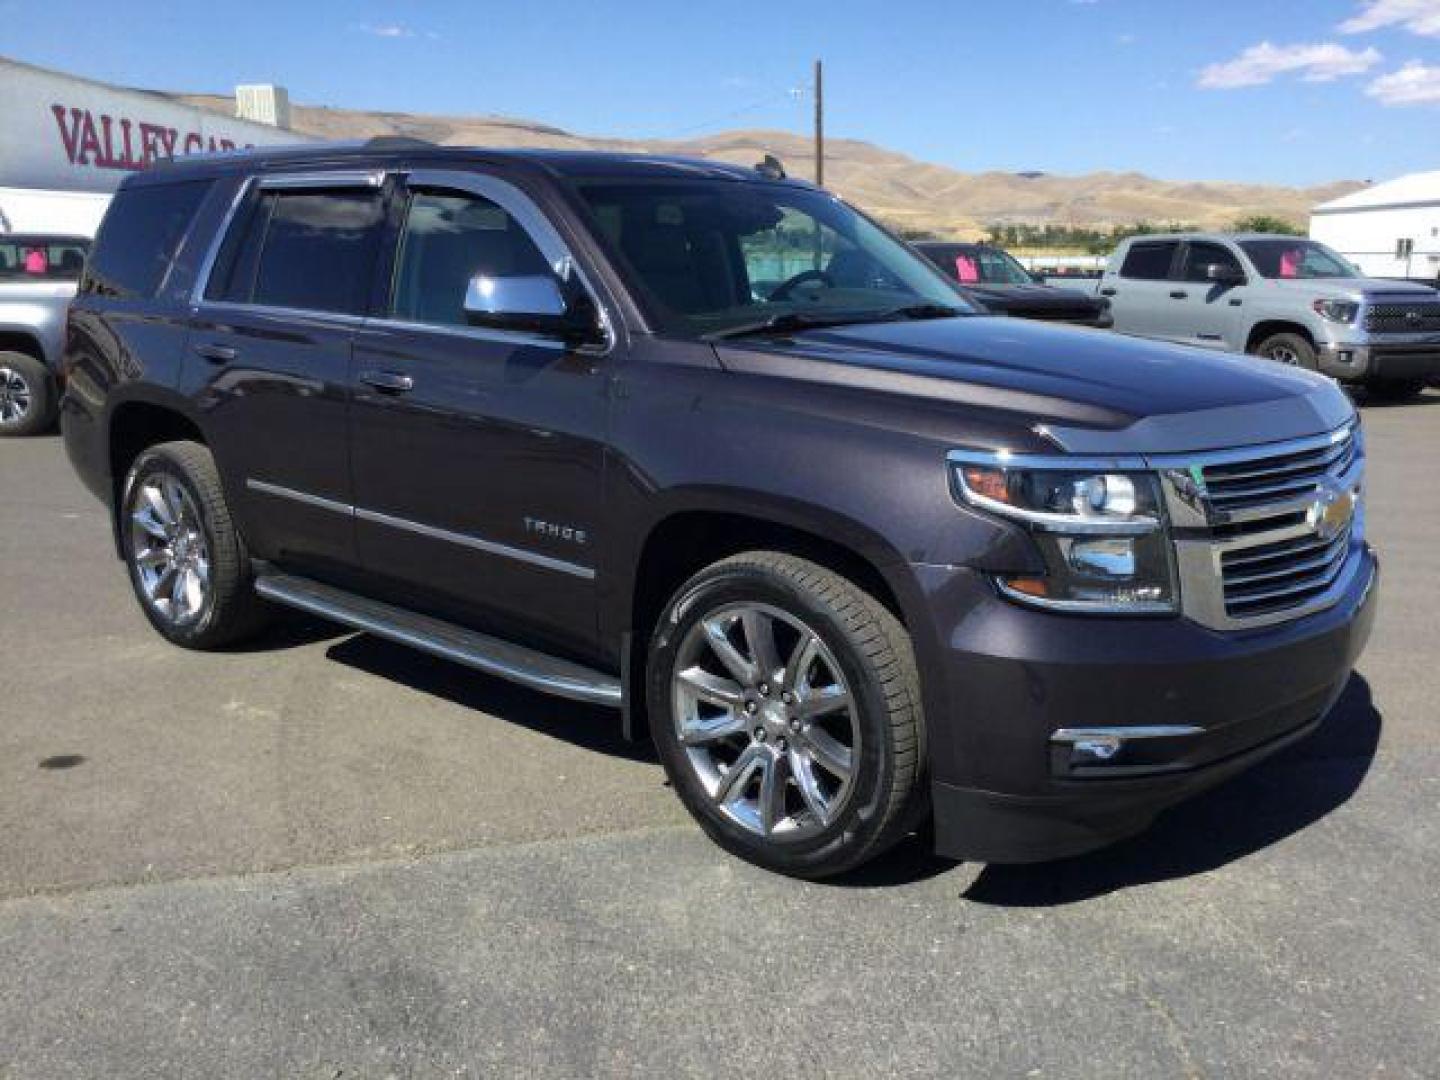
106, 393, 209, 556
1245, 320, 1315, 354
0, 330, 46, 364
621, 498, 926, 742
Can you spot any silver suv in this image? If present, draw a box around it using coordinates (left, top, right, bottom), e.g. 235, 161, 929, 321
1103, 232, 1440, 399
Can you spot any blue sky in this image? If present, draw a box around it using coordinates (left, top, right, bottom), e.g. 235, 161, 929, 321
4, 0, 1438, 186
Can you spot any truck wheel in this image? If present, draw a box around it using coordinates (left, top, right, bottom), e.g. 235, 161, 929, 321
1250, 332, 1317, 371
1364, 377, 1426, 401
0, 351, 56, 437
647, 552, 926, 879
120, 440, 271, 649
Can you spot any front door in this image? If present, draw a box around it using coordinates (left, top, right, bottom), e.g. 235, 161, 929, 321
1104, 239, 1182, 341
1171, 241, 1248, 350
349, 169, 612, 659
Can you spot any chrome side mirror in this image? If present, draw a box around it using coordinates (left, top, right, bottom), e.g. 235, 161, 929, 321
462, 274, 601, 344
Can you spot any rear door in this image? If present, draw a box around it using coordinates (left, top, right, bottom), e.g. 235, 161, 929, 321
184, 171, 387, 574
1103, 239, 1181, 340
1170, 241, 1249, 350
348, 168, 612, 658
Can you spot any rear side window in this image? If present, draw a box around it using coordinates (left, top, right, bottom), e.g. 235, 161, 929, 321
1119, 241, 1179, 281
207, 188, 385, 316
84, 180, 211, 299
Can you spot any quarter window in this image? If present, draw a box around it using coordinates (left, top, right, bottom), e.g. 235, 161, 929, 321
85, 180, 210, 299
390, 190, 554, 328
1119, 241, 1179, 281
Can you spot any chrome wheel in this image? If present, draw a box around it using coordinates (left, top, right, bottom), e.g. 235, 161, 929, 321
671, 603, 859, 841
128, 475, 211, 626
1267, 344, 1300, 365
0, 367, 32, 426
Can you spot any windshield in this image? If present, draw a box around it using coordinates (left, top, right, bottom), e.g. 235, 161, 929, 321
572, 180, 974, 337
0, 239, 89, 282
1238, 239, 1359, 280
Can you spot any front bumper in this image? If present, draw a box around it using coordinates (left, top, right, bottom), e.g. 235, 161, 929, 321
912, 546, 1378, 864
1318, 339, 1440, 381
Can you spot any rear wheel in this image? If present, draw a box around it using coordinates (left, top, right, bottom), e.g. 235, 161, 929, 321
647, 552, 926, 879
1251, 332, 1317, 371
0, 352, 56, 437
120, 440, 270, 649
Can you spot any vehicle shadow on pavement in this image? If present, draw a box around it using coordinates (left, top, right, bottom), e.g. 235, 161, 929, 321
322, 632, 658, 763
960, 673, 1381, 907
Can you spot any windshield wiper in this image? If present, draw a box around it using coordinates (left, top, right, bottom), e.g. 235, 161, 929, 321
705, 303, 967, 341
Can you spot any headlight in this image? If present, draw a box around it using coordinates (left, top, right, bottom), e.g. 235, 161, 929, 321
1312, 299, 1359, 324
952, 455, 1178, 614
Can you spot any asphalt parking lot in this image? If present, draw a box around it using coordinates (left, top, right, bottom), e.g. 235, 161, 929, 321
1, 394, 1438, 1078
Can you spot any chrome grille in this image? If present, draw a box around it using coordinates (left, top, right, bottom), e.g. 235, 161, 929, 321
1158, 424, 1364, 631
1365, 301, 1440, 334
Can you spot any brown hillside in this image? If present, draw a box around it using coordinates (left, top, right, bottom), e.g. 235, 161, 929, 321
176, 94, 1362, 238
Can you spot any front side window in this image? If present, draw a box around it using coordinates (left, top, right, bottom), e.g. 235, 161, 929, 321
965, 247, 1033, 285
573, 180, 970, 337
1238, 239, 1359, 280
390, 190, 554, 327
1119, 241, 1179, 281
207, 188, 385, 315
1180, 242, 1245, 283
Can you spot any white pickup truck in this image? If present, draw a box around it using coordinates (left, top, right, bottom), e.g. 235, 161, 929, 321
1102, 232, 1440, 400
0, 234, 89, 435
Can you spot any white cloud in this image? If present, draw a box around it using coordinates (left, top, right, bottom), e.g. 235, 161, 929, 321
354, 22, 416, 39
1366, 60, 1440, 103
1197, 41, 1382, 88
1341, 0, 1440, 36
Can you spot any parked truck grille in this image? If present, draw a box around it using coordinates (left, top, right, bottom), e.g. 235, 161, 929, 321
1365, 301, 1440, 334
1158, 424, 1364, 631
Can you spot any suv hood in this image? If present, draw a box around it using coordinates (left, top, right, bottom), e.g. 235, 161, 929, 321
715, 315, 1353, 455
961, 282, 1101, 307
1263, 276, 1440, 301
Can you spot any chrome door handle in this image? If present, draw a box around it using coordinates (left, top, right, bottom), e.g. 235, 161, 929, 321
359, 370, 415, 394
194, 343, 237, 364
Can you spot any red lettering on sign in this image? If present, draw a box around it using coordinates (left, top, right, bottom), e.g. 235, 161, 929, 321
47, 101, 261, 174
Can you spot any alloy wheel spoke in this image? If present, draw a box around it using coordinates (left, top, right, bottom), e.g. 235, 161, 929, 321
132, 506, 169, 540
757, 751, 786, 835
676, 665, 746, 710
679, 710, 750, 747
740, 609, 782, 686
789, 749, 831, 825
713, 743, 765, 807
134, 547, 170, 569
781, 631, 820, 694
703, 616, 756, 686
804, 726, 853, 781
142, 485, 175, 529
795, 683, 851, 720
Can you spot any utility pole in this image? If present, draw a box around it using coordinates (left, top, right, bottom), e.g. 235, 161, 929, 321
813, 59, 825, 188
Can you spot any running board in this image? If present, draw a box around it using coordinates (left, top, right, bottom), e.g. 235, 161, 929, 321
254, 571, 623, 707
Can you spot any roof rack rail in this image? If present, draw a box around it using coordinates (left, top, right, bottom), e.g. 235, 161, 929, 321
364, 136, 437, 149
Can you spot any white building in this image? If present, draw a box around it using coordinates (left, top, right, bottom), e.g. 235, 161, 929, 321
1310, 171, 1440, 281
0, 57, 309, 236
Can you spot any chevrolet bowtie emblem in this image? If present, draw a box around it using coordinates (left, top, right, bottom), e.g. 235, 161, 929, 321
1307, 483, 1356, 542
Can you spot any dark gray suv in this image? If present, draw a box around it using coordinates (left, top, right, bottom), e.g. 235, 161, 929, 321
61, 142, 1377, 878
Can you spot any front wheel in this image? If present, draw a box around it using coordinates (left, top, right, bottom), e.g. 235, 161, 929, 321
647, 552, 926, 879
1250, 332, 1318, 370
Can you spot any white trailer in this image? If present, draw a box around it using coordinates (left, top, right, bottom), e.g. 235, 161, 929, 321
1310, 171, 1440, 281
0, 56, 308, 237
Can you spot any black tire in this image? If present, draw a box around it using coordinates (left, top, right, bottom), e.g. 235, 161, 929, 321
1250, 332, 1318, 371
0, 351, 57, 437
647, 552, 926, 879
1363, 377, 1426, 401
120, 440, 270, 649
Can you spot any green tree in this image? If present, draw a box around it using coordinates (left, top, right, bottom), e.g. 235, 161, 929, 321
1231, 214, 1303, 235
